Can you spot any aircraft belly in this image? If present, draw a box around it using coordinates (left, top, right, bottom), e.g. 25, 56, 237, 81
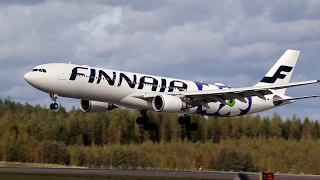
116, 96, 153, 110
90, 85, 130, 102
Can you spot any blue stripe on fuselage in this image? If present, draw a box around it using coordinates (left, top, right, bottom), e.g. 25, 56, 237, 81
194, 81, 209, 90
193, 81, 210, 112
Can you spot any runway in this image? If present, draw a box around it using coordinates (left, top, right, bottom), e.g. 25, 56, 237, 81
0, 167, 320, 180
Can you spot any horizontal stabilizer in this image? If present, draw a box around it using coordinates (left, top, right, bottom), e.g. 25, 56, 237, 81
274, 95, 320, 102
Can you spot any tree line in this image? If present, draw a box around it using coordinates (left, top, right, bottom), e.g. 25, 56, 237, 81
0, 97, 319, 174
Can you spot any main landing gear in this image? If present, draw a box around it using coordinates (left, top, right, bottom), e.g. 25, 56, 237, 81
136, 110, 156, 131
49, 93, 59, 110
178, 115, 198, 131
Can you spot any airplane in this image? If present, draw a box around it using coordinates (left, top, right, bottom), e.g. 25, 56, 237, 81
24, 49, 320, 131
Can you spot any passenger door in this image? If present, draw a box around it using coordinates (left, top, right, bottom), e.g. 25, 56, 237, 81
57, 68, 66, 80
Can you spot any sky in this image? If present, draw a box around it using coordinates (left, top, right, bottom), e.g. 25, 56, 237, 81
0, 0, 320, 120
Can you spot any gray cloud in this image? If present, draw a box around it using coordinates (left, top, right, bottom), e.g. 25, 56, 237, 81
91, 0, 167, 11
240, 0, 270, 17
267, 0, 320, 22
0, 0, 46, 6
0, 0, 319, 119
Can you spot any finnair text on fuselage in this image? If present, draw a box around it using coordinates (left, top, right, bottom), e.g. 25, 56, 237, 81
69, 66, 190, 92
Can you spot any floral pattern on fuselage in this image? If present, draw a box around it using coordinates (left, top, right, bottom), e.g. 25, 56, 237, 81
193, 81, 252, 117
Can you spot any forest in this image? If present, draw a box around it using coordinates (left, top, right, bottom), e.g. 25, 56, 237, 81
0, 97, 320, 174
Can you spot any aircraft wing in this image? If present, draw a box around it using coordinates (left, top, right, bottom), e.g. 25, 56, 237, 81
131, 79, 320, 106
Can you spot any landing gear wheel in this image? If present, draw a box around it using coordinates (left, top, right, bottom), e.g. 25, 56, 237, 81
178, 114, 198, 131
191, 123, 198, 131
185, 123, 192, 131
136, 110, 156, 131
54, 103, 59, 109
143, 123, 156, 131
185, 123, 198, 131
184, 116, 191, 124
142, 116, 149, 124
143, 123, 150, 131
50, 103, 59, 110
136, 116, 149, 125
177, 115, 191, 125
148, 123, 156, 131
178, 117, 184, 125
136, 117, 144, 125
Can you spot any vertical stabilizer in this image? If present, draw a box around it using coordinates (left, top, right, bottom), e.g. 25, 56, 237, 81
254, 49, 300, 95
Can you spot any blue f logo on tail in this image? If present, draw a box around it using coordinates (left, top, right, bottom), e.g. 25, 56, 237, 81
260, 65, 293, 83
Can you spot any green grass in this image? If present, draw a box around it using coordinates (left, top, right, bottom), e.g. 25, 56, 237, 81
0, 162, 84, 168
0, 173, 227, 180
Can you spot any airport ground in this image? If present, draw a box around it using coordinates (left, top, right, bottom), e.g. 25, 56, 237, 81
1, 166, 320, 180
0, 172, 217, 180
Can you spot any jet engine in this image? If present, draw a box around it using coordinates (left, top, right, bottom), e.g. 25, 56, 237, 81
152, 94, 187, 113
80, 100, 117, 113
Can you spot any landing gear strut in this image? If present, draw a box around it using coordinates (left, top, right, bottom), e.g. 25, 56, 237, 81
49, 93, 59, 110
136, 110, 156, 131
178, 114, 198, 131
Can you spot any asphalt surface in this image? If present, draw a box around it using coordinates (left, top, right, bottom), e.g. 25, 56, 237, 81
0, 167, 319, 180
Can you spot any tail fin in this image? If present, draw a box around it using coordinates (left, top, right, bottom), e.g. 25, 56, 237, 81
254, 49, 300, 95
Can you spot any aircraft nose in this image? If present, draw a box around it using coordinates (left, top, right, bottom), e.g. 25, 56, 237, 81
24, 72, 34, 84
24, 71, 44, 89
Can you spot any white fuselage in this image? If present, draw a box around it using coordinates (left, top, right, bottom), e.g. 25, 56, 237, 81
24, 63, 286, 117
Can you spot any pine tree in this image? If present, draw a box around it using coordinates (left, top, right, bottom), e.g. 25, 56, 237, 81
312, 121, 320, 139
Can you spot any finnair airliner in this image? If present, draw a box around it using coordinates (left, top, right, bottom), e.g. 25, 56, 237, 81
24, 49, 319, 131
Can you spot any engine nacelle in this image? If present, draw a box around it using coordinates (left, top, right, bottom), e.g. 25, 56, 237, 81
152, 94, 187, 113
80, 100, 116, 113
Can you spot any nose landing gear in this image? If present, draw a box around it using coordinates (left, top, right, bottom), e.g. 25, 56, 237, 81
49, 93, 59, 110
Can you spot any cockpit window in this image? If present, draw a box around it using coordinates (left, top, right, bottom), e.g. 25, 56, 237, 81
32, 68, 47, 73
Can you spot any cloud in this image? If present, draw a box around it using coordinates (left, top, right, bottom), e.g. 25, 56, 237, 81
0, 0, 46, 6
0, 0, 320, 119
86, 0, 167, 11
